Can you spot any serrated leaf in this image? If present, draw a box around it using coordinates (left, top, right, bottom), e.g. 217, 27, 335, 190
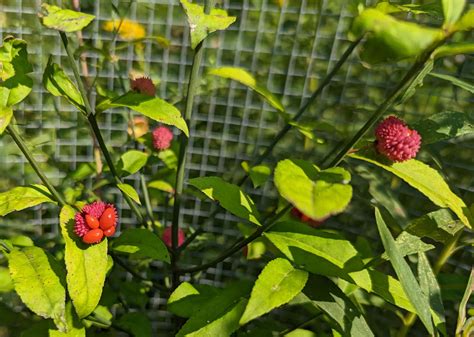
0, 37, 33, 108
418, 252, 446, 335
274, 159, 352, 221
59, 206, 108, 318
117, 183, 141, 205
181, 0, 236, 49
97, 92, 188, 136
302, 275, 374, 337
39, 4, 95, 33
116, 312, 152, 337
429, 72, 474, 94
441, 0, 465, 26
405, 209, 464, 244
351, 9, 444, 63
112, 228, 170, 263
240, 258, 308, 325
119, 150, 148, 176
0, 185, 55, 216
350, 149, 472, 228
43, 57, 85, 113
412, 111, 474, 145
375, 207, 434, 334
189, 176, 261, 226
8, 246, 66, 331
176, 281, 252, 337
209, 67, 284, 113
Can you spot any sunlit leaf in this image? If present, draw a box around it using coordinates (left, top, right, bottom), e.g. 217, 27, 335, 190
112, 228, 170, 263
456, 269, 474, 335
274, 159, 352, 221
454, 9, 474, 31
189, 176, 261, 226
59, 206, 108, 318
441, 0, 465, 26
148, 180, 174, 194
0, 185, 55, 216
180, 0, 236, 49
209, 67, 285, 113
118, 150, 149, 176
49, 301, 86, 337
0, 106, 13, 134
117, 183, 141, 205
241, 162, 271, 188
39, 4, 95, 32
434, 43, 474, 58
375, 207, 434, 334
240, 258, 308, 325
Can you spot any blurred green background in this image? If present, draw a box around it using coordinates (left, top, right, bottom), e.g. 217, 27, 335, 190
0, 0, 472, 335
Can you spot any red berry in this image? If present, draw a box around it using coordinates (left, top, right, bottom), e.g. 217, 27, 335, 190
103, 226, 116, 237
100, 207, 117, 230
85, 214, 100, 229
161, 227, 185, 248
82, 229, 104, 244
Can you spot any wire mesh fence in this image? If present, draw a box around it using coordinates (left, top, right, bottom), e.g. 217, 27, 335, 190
0, 0, 473, 335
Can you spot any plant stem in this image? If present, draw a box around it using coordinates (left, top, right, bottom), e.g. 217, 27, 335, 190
178, 203, 291, 274
6, 124, 67, 207
396, 230, 463, 337
170, 0, 215, 287
59, 31, 146, 225
324, 38, 447, 169
140, 174, 155, 230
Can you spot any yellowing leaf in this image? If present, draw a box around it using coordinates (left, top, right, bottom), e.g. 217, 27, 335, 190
0, 185, 55, 216
39, 4, 95, 33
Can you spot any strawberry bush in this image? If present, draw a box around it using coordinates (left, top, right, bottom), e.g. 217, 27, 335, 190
0, 1, 473, 336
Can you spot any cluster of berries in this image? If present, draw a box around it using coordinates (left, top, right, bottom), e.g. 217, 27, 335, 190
74, 201, 118, 244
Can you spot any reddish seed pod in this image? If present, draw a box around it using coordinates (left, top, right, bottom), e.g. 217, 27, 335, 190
85, 214, 100, 229
103, 226, 116, 237
82, 229, 104, 244
100, 208, 117, 230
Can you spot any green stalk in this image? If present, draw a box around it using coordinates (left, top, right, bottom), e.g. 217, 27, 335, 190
6, 124, 67, 207
59, 31, 146, 225
140, 174, 155, 231
170, 0, 215, 286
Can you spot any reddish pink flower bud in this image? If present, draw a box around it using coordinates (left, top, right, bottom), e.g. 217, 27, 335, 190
161, 227, 185, 248
375, 116, 421, 162
130, 76, 156, 96
74, 201, 119, 243
152, 125, 174, 151
291, 207, 325, 227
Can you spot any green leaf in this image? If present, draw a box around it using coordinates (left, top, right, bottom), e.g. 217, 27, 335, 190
441, 0, 465, 26
116, 312, 152, 337
117, 183, 141, 205
274, 159, 352, 221
375, 2, 443, 17
157, 149, 178, 169
97, 92, 188, 136
180, 0, 236, 49
350, 149, 472, 228
405, 209, 464, 244
0, 37, 33, 108
112, 228, 170, 263
0, 266, 13, 292
456, 269, 474, 335
302, 275, 374, 337
8, 246, 66, 331
454, 9, 474, 31
350, 8, 444, 63
381, 232, 434, 260
0, 185, 55, 216
189, 176, 261, 226
241, 162, 272, 188
434, 43, 474, 58
49, 302, 86, 337
176, 281, 253, 337
429, 72, 474, 94
119, 150, 149, 176
266, 221, 415, 313
240, 258, 308, 325
397, 60, 433, 105
412, 111, 474, 145
0, 106, 13, 134
43, 57, 86, 113
208, 67, 285, 113
285, 330, 317, 337
59, 206, 108, 318
39, 4, 95, 32
375, 207, 434, 334
148, 180, 175, 193
418, 252, 446, 335
168, 282, 220, 318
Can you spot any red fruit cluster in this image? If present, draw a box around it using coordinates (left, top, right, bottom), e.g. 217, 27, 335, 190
161, 227, 185, 249
74, 201, 118, 244
152, 125, 174, 151
375, 116, 421, 162
130, 76, 156, 97
291, 207, 325, 227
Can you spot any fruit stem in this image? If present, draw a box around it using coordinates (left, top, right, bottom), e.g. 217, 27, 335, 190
6, 124, 67, 208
